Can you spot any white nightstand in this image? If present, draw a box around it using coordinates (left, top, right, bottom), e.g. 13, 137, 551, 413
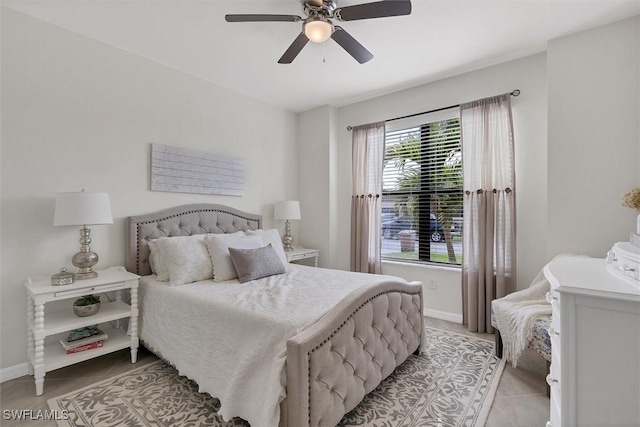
286, 247, 320, 267
24, 266, 140, 396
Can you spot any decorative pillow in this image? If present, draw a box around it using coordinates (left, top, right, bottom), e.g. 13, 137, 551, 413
228, 244, 286, 283
148, 238, 170, 281
148, 248, 158, 274
246, 229, 288, 265
205, 233, 264, 282
150, 235, 212, 286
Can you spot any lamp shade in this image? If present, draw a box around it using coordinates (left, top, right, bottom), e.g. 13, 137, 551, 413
274, 200, 301, 220
54, 191, 113, 226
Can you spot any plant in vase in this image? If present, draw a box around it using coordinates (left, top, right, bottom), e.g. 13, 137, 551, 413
73, 294, 101, 317
621, 187, 640, 246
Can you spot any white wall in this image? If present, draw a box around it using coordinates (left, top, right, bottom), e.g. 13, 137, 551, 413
329, 54, 548, 320
297, 105, 339, 267
547, 16, 640, 258
0, 8, 298, 370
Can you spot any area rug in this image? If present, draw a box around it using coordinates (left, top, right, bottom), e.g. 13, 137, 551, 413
48, 327, 505, 427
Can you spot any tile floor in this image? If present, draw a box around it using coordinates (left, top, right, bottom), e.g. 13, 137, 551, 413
1, 318, 550, 426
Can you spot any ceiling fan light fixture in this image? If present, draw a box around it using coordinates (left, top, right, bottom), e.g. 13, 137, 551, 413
226, 0, 413, 63
304, 17, 333, 43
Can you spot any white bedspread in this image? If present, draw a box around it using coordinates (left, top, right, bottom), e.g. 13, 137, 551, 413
139, 264, 411, 427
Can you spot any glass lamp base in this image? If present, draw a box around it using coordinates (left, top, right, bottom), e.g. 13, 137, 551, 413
72, 247, 99, 280
282, 234, 294, 251
75, 270, 98, 280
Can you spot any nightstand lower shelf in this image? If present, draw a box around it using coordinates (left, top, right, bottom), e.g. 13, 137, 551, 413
36, 327, 135, 373
30, 300, 133, 337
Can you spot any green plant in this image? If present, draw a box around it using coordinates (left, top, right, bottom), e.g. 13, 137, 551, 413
73, 295, 100, 306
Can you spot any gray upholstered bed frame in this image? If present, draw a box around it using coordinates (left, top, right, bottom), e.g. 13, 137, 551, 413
126, 204, 424, 427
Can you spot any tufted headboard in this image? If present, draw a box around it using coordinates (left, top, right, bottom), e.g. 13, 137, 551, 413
126, 204, 262, 276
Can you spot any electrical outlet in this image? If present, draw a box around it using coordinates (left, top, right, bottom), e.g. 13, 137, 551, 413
426, 279, 437, 290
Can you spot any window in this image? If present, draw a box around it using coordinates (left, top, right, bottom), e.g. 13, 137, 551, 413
381, 108, 463, 265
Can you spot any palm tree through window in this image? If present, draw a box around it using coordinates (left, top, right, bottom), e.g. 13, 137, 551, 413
381, 113, 462, 265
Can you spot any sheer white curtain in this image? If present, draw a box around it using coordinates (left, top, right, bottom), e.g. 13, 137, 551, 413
351, 122, 385, 274
461, 94, 516, 333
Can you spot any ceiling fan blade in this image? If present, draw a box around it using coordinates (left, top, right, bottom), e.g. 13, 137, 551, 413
225, 14, 302, 23
278, 33, 310, 64
331, 26, 373, 64
334, 1, 411, 21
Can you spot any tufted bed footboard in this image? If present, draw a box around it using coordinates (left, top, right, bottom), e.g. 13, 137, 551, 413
286, 281, 424, 427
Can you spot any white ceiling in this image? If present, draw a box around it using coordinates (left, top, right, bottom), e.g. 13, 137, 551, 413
3, 0, 639, 112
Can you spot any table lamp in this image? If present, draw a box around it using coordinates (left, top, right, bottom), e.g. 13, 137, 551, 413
54, 190, 113, 279
274, 200, 301, 251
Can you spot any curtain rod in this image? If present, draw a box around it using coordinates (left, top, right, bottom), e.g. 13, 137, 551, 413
346, 89, 520, 131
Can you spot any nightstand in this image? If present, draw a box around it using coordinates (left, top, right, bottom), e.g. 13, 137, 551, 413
24, 266, 140, 396
286, 247, 320, 267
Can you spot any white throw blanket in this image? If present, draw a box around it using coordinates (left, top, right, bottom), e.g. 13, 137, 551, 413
492, 268, 551, 367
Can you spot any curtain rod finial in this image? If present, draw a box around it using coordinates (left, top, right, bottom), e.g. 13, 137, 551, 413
511, 89, 521, 97
347, 126, 353, 131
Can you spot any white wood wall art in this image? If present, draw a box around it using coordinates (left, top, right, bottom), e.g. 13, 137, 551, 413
151, 143, 244, 197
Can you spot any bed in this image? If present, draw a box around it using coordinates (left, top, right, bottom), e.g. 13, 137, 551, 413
126, 203, 424, 427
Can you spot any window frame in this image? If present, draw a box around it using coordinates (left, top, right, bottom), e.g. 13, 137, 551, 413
381, 108, 463, 266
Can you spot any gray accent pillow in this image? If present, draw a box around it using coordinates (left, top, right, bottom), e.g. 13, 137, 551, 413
228, 244, 286, 283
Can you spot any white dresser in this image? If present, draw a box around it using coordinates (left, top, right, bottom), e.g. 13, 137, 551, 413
543, 256, 640, 427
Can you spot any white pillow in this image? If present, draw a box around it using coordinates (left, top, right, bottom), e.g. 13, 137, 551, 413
205, 233, 264, 282
150, 235, 212, 286
148, 238, 170, 281
246, 229, 288, 265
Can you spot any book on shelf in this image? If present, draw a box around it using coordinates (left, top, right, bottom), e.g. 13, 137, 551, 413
67, 325, 100, 342
65, 341, 103, 354
59, 329, 108, 350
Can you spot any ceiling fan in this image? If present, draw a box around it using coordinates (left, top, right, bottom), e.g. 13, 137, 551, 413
225, 0, 412, 64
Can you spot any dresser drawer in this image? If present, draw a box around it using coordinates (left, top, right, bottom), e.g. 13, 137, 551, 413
549, 361, 561, 389
550, 333, 561, 371
546, 290, 561, 330
549, 391, 561, 427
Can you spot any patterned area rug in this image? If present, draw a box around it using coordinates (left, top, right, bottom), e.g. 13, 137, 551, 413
48, 327, 504, 427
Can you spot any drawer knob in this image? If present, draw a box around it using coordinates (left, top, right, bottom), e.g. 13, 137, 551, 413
545, 292, 557, 304
546, 374, 558, 386
546, 422, 552, 427
548, 326, 559, 337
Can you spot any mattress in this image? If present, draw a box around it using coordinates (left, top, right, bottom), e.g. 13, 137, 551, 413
139, 263, 411, 427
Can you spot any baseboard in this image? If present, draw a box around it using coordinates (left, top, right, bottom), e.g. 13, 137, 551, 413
1, 363, 29, 383
424, 309, 463, 324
